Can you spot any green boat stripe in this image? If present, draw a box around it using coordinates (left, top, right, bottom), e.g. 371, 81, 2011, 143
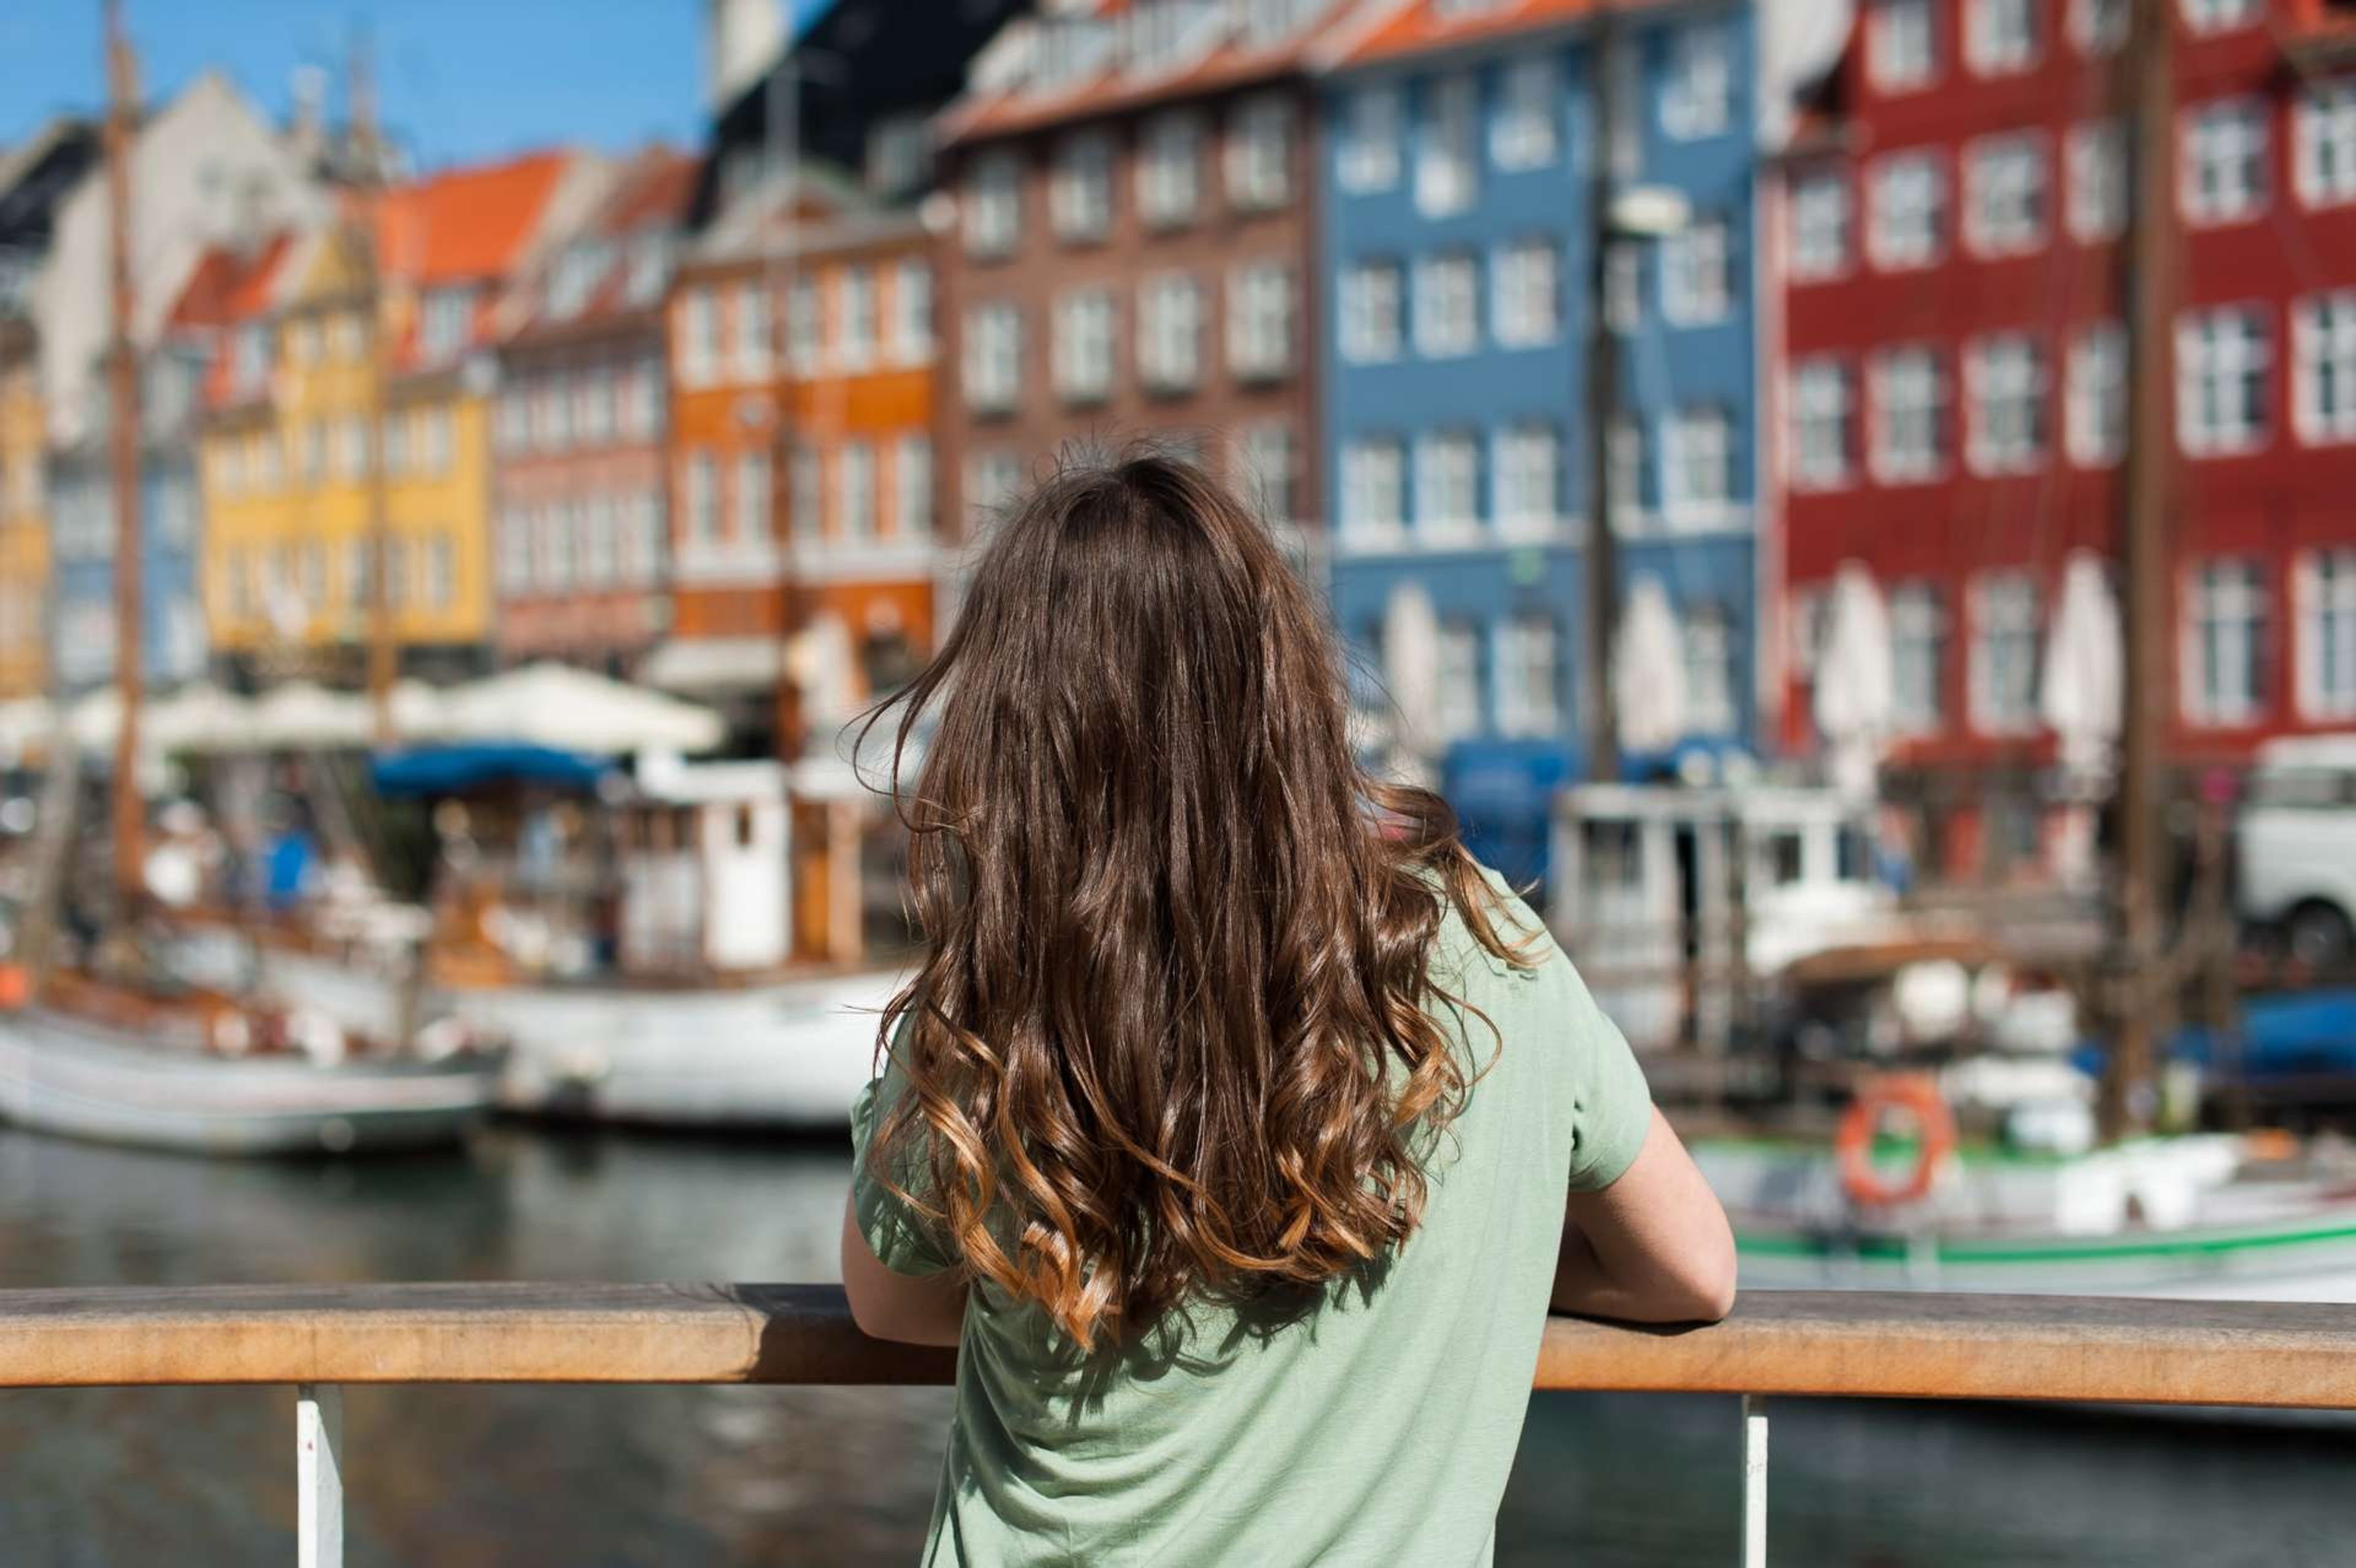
1738, 1220, 2356, 1266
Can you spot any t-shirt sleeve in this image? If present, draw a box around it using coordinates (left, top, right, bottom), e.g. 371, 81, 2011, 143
848, 1058, 956, 1278
1557, 963, 1656, 1193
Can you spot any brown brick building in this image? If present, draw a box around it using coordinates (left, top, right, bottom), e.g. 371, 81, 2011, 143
492, 146, 698, 674
934, 1, 1356, 551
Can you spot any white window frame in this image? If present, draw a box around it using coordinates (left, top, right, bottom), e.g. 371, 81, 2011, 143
1965, 334, 2050, 475
1492, 238, 1560, 348
1340, 436, 1407, 544
2293, 292, 2356, 445
1233, 421, 1298, 525
1661, 23, 1733, 141
1339, 260, 1404, 364
2297, 548, 2356, 721
1868, 0, 1938, 93
1052, 289, 1117, 407
2182, 557, 2269, 727
1964, 0, 2041, 79
962, 302, 1022, 415
1495, 612, 1561, 737
1493, 423, 1562, 538
894, 434, 933, 538
1494, 58, 1561, 171
1790, 359, 1855, 493
1225, 95, 1295, 212
1415, 430, 1482, 541
1337, 84, 1403, 194
2181, 98, 2269, 227
2177, 304, 2272, 457
1681, 604, 1738, 733
1138, 272, 1204, 393
962, 152, 1023, 260
1868, 152, 1947, 271
2295, 82, 2356, 209
1227, 261, 1296, 383
1414, 252, 1481, 358
2069, 0, 2126, 53
2065, 120, 2126, 242
1963, 132, 2049, 257
1138, 111, 1205, 228
1418, 71, 1481, 218
1050, 131, 1115, 244
1969, 572, 2042, 734
1661, 405, 1734, 523
1660, 218, 1731, 327
1870, 345, 1949, 483
1890, 581, 1949, 734
1789, 169, 1852, 283
2181, 0, 2261, 35
2065, 320, 2128, 467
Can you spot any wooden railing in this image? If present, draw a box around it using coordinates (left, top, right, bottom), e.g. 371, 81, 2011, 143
10, 1285, 2356, 1567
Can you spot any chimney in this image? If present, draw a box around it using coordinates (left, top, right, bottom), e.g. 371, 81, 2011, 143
707, 0, 787, 114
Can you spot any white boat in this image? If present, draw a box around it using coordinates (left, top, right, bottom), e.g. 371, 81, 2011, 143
0, 1003, 502, 1156
248, 947, 895, 1129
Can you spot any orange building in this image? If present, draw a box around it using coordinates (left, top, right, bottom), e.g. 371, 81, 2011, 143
652, 164, 941, 754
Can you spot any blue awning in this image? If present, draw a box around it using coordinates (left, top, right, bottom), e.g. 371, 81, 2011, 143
369, 744, 613, 797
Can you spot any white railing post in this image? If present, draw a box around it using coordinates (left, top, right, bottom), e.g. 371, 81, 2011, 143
297, 1383, 344, 1568
1740, 1394, 1768, 1568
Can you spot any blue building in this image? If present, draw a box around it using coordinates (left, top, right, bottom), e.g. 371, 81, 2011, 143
46, 346, 209, 696
1319, 0, 1760, 888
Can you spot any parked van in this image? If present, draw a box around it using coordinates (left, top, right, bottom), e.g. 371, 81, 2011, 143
2237, 735, 2356, 966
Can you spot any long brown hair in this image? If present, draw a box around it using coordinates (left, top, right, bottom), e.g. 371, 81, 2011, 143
863, 450, 1526, 1348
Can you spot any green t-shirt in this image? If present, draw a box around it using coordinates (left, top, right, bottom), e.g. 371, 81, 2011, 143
849, 871, 1652, 1567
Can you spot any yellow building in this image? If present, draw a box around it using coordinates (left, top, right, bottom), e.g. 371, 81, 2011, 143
198, 153, 595, 682
0, 323, 49, 699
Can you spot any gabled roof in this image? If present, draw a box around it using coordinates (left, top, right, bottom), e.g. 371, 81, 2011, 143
375, 150, 576, 288
1332, 0, 1600, 69
503, 145, 701, 344
940, 0, 1365, 147
164, 233, 302, 334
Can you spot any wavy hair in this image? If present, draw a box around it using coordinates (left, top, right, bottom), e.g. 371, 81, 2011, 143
862, 451, 1528, 1349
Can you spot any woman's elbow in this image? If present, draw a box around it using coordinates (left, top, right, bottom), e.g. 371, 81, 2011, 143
1685, 1246, 1738, 1323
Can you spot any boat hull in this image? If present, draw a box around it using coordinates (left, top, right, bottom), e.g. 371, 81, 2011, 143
0, 1009, 501, 1157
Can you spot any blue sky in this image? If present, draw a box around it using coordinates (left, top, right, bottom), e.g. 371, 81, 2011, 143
0, 1, 831, 170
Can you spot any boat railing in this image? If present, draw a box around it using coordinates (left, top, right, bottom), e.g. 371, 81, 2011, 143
9, 1283, 2355, 1567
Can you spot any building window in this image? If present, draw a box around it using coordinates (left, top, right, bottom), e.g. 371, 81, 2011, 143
1418, 71, 1481, 217
1663, 407, 1734, 521
1970, 572, 2041, 733
790, 444, 823, 539
893, 434, 933, 538
1139, 111, 1204, 226
1226, 95, 1295, 212
1964, 133, 2049, 256
2295, 82, 2356, 208
1965, 335, 2049, 474
1494, 58, 1561, 170
679, 288, 717, 386
2299, 548, 2356, 720
582, 366, 617, 445
837, 267, 877, 370
1492, 239, 1560, 348
891, 260, 933, 363
1660, 218, 1731, 326
498, 507, 532, 594
1661, 23, 1733, 140
730, 282, 769, 379
1338, 84, 1402, 193
1790, 359, 1855, 492
1052, 289, 1117, 406
1494, 424, 1561, 534
837, 442, 876, 541
2295, 292, 2356, 445
2069, 0, 2126, 52
732, 452, 769, 544
1790, 169, 1852, 283
2065, 120, 2126, 242
2184, 558, 2268, 726
684, 453, 718, 546
1341, 436, 1406, 542
785, 277, 822, 373
420, 287, 475, 363
1871, 346, 1949, 482
2066, 321, 2128, 467
1050, 132, 1114, 244
1495, 613, 1560, 737
1339, 260, 1404, 364
1890, 582, 1948, 732
2182, 99, 2268, 226
1868, 0, 1938, 93
538, 507, 573, 593
1965, 0, 2041, 77
963, 302, 1022, 414
542, 374, 573, 452
1604, 240, 1644, 331
1414, 252, 1481, 358
1233, 421, 1298, 525
963, 152, 1022, 260
1868, 152, 1947, 270
2182, 0, 2260, 33
1682, 605, 1737, 732
333, 415, 367, 480
1434, 619, 1482, 743
1138, 273, 1204, 393
1415, 431, 1481, 539
1227, 262, 1296, 382
2177, 305, 2271, 456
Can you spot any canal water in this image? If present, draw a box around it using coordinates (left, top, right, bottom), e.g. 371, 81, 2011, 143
0, 1126, 2349, 1567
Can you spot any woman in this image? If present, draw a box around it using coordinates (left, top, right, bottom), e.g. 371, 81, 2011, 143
843, 455, 1734, 1566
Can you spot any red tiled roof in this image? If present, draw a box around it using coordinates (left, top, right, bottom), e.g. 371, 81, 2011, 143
597, 146, 698, 238
1339, 0, 1679, 68
167, 233, 298, 332
375, 150, 572, 288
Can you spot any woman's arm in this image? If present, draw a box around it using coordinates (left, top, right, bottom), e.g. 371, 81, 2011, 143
839, 1197, 969, 1347
1552, 1107, 1738, 1324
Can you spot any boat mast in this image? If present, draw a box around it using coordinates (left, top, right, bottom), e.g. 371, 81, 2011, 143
768, 33, 806, 766
1582, 0, 1625, 784
2101, 0, 2177, 1140
353, 32, 397, 746
102, 0, 144, 909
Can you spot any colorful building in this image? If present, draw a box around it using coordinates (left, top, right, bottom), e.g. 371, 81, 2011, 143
493, 147, 698, 674
655, 163, 942, 751
1322, 0, 1763, 884
199, 152, 602, 686
0, 320, 47, 699
1773, 0, 2356, 882
934, 0, 1344, 551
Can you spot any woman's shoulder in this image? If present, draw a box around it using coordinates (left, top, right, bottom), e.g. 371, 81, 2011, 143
1425, 860, 1560, 990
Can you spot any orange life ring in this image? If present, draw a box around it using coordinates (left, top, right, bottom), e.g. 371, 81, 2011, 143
1836, 1075, 1956, 1207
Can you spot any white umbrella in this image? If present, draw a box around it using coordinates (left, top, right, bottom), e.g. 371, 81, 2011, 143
2039, 550, 2122, 778
1381, 582, 1440, 761
1813, 561, 1895, 799
0, 696, 53, 761
150, 682, 256, 753
434, 662, 726, 755
248, 681, 373, 751
1613, 572, 1688, 757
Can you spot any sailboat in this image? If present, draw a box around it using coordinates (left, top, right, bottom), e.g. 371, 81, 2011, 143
0, 3, 502, 1159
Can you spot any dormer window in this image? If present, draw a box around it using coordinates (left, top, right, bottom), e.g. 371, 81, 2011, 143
420, 286, 477, 362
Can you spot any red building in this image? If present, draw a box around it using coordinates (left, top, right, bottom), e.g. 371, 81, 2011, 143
1774, 0, 2356, 880
492, 146, 698, 675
